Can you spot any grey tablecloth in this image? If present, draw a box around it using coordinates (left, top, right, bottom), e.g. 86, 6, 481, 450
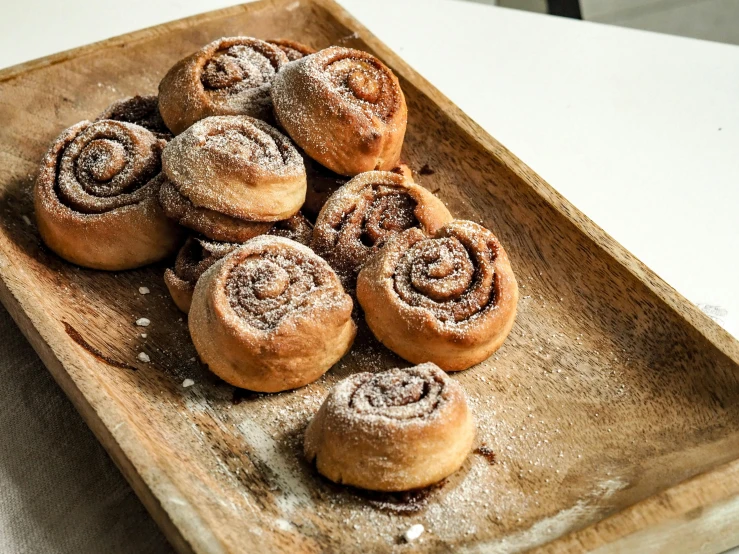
0, 305, 172, 553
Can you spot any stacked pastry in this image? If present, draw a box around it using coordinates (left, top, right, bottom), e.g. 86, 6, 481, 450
33, 35, 520, 493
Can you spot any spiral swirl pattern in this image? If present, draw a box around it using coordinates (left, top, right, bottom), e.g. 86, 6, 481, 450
356, 220, 518, 371
200, 41, 282, 92
55, 120, 163, 214
271, 47, 407, 176
312, 171, 452, 282
226, 245, 332, 331
304, 363, 475, 491
158, 37, 288, 134
34, 119, 182, 270
188, 236, 356, 392
317, 49, 401, 121
393, 228, 496, 323
347, 365, 445, 421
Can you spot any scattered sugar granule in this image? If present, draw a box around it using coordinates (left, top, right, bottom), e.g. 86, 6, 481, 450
139, 287, 150, 295
403, 524, 424, 542
141, 333, 147, 339
182, 379, 195, 388
21, 215, 31, 226
137, 352, 150, 363
136, 318, 150, 327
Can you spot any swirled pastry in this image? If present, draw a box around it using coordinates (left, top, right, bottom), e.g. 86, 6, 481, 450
161, 115, 306, 226
189, 236, 356, 392
158, 37, 289, 134
272, 46, 407, 176
357, 220, 518, 371
165, 213, 312, 312
266, 39, 315, 61
312, 170, 451, 285
34, 120, 182, 270
97, 95, 172, 140
305, 362, 475, 491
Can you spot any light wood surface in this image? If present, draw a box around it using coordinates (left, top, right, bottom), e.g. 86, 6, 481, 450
0, 0, 738, 552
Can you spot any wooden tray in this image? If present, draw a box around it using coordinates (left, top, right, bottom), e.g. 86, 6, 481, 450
1, 1, 739, 552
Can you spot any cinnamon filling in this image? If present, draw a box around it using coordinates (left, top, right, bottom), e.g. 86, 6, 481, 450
348, 366, 444, 420
394, 233, 497, 324
322, 54, 399, 121
226, 251, 326, 331
326, 184, 419, 276
55, 120, 162, 214
201, 44, 279, 92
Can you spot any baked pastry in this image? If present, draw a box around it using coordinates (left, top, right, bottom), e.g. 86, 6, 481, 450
312, 170, 452, 286
158, 37, 289, 134
305, 362, 475, 491
189, 236, 356, 392
158, 177, 272, 242
34, 120, 183, 270
161, 115, 306, 230
165, 213, 312, 312
266, 39, 315, 61
303, 161, 412, 222
271, 46, 407, 176
165, 236, 236, 313
97, 95, 172, 140
357, 220, 518, 371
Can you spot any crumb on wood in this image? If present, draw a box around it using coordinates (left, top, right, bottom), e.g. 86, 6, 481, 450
419, 164, 435, 176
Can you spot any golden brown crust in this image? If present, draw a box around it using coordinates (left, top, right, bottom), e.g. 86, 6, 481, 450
266, 39, 316, 61
188, 236, 356, 392
161, 115, 306, 223
96, 95, 172, 140
159, 177, 273, 243
312, 170, 452, 286
158, 37, 289, 134
304, 363, 475, 491
357, 220, 518, 371
272, 46, 407, 176
34, 120, 183, 270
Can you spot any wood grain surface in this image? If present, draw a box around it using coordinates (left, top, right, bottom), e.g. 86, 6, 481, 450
1, 1, 738, 552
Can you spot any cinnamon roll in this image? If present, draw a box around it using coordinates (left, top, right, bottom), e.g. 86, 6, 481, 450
158, 37, 289, 134
161, 115, 306, 227
165, 213, 312, 312
271, 46, 407, 176
266, 39, 315, 61
312, 170, 452, 286
305, 362, 475, 491
34, 120, 183, 270
189, 236, 356, 392
357, 220, 518, 371
97, 95, 172, 140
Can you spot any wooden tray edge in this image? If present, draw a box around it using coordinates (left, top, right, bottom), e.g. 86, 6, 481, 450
0, 0, 737, 551
0, 277, 198, 554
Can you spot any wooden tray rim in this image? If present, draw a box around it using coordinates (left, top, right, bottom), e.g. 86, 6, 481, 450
0, 1, 738, 552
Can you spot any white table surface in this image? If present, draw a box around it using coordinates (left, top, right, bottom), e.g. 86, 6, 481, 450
1, 1, 738, 552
